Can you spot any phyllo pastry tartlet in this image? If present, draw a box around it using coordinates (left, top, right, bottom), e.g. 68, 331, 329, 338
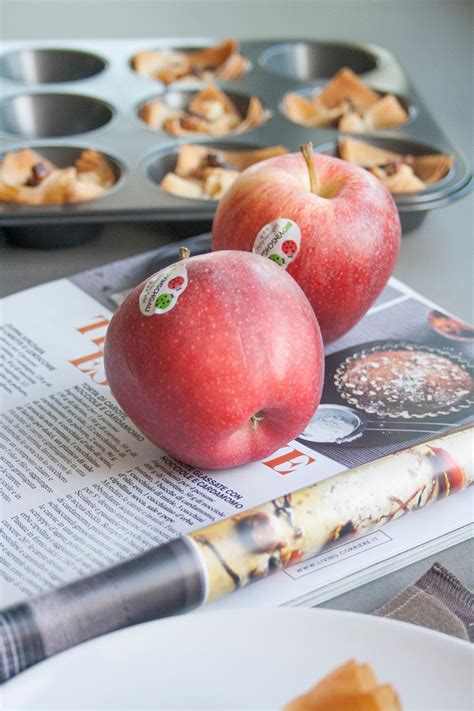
160, 143, 288, 200
0, 148, 117, 205
132, 38, 248, 84
284, 67, 409, 132
283, 659, 402, 711
338, 137, 453, 193
140, 84, 269, 137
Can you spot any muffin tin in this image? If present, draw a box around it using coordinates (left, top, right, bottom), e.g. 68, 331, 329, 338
0, 38, 471, 247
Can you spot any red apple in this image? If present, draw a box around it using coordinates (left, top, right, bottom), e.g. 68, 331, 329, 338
212, 145, 401, 344
104, 250, 324, 470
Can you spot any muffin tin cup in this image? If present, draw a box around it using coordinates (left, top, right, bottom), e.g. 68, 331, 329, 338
0, 92, 115, 138
281, 85, 418, 131
129, 44, 252, 83
0, 143, 124, 247
259, 40, 380, 80
0, 48, 107, 84
0, 37, 471, 248
146, 139, 264, 193
314, 137, 472, 231
137, 88, 270, 137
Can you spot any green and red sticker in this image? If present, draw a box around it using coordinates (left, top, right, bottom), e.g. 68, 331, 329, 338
139, 262, 188, 316
252, 218, 301, 270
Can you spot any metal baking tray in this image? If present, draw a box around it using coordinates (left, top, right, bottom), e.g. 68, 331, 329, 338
0, 38, 471, 247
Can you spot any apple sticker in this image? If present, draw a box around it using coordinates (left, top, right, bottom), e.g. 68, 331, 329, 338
168, 275, 185, 290
270, 254, 285, 266
139, 262, 188, 316
252, 218, 301, 269
282, 239, 298, 257
155, 293, 174, 310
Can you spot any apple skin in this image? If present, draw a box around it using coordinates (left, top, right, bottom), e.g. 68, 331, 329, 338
104, 250, 324, 470
212, 152, 401, 344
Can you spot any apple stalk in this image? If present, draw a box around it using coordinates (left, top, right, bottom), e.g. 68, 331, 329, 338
300, 142, 320, 196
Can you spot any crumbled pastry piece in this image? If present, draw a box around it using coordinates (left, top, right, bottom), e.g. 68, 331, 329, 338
0, 148, 55, 186
414, 154, 454, 184
160, 143, 287, 200
338, 137, 454, 193
284, 67, 408, 132
140, 100, 181, 131
132, 39, 248, 84
282, 659, 402, 711
284, 93, 349, 128
141, 84, 270, 137
160, 173, 205, 199
369, 163, 425, 192
362, 93, 409, 130
318, 68, 380, 111
335, 346, 472, 418
0, 148, 116, 205
202, 167, 240, 199
75, 148, 116, 188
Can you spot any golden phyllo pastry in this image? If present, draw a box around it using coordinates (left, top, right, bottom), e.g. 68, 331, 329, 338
132, 38, 248, 84
282, 659, 402, 711
338, 137, 453, 193
140, 85, 269, 137
0, 148, 116, 205
160, 143, 287, 200
284, 67, 409, 132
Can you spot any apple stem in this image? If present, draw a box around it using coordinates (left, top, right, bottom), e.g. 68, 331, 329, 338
250, 413, 265, 432
179, 246, 191, 260
300, 142, 320, 196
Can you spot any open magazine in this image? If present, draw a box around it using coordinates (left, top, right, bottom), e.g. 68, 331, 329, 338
1, 234, 473, 617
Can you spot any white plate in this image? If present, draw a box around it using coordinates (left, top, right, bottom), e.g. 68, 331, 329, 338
3, 608, 473, 710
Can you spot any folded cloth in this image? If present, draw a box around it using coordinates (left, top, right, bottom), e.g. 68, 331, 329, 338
374, 563, 473, 642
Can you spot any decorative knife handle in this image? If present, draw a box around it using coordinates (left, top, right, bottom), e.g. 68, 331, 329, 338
0, 538, 205, 683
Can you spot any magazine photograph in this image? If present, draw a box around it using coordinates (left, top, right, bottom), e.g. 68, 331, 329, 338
0, 1, 472, 709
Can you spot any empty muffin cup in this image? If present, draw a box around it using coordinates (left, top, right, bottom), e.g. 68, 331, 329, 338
259, 41, 379, 80
0, 48, 107, 84
0, 93, 114, 138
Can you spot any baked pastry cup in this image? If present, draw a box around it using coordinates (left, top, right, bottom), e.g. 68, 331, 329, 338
0, 148, 117, 205
160, 143, 287, 200
338, 137, 453, 193
132, 38, 248, 84
140, 85, 270, 137
284, 67, 409, 132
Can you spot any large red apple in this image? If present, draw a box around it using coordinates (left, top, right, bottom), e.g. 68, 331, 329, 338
104, 250, 324, 470
212, 145, 401, 344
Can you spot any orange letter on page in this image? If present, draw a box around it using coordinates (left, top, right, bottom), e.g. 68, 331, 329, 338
76, 317, 110, 335
263, 446, 315, 474
69, 351, 108, 386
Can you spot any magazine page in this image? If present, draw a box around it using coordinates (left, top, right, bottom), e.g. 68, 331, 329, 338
1, 240, 473, 611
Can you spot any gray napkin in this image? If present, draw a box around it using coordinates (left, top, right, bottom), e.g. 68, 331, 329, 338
374, 563, 473, 641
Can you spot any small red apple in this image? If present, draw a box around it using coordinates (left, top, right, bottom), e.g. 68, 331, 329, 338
212, 144, 401, 344
104, 250, 324, 470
